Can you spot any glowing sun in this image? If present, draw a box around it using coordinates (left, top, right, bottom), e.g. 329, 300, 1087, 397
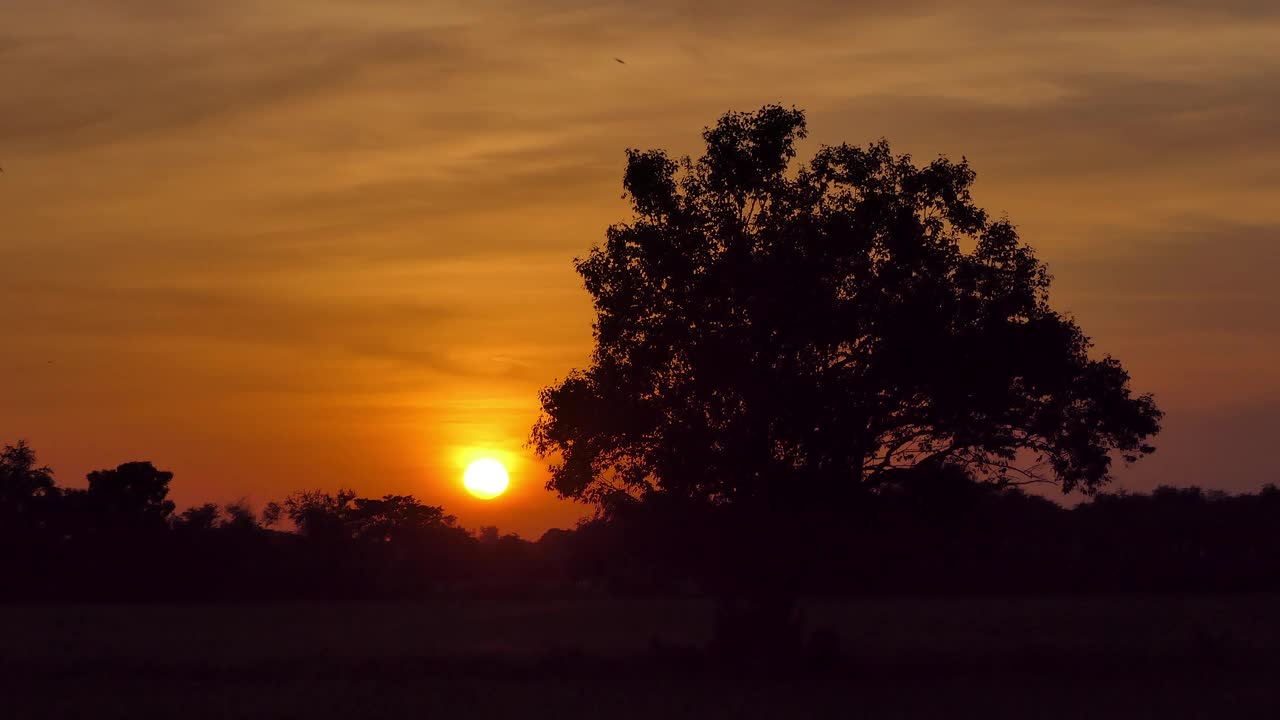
463, 458, 509, 499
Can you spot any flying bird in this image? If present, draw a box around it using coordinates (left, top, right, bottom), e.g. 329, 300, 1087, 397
614, 57, 626, 64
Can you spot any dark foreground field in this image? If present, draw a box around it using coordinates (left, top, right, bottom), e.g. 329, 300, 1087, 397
2, 594, 1278, 719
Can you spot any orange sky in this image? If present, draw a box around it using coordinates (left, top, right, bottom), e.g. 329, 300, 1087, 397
2, 1, 1278, 536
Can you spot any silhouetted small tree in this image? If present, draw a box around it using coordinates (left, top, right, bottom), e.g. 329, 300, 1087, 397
175, 502, 222, 531
347, 494, 457, 543
221, 500, 259, 531
261, 501, 283, 528
0, 441, 60, 596
0, 440, 57, 529
84, 461, 177, 530
283, 489, 357, 541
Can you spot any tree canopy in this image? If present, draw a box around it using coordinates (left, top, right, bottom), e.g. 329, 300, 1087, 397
0, 440, 56, 533
531, 105, 1162, 513
83, 461, 177, 530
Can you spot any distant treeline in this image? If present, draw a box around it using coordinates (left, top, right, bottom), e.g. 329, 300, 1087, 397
3, 440, 1279, 601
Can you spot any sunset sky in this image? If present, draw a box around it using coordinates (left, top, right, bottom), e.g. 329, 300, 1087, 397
1, 1, 1277, 536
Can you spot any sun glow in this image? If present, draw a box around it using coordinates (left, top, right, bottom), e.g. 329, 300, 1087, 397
463, 458, 510, 499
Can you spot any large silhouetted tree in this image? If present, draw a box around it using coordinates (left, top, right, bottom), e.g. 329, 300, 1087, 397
532, 104, 1162, 522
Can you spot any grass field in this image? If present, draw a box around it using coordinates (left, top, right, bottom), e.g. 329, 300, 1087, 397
2, 594, 1278, 718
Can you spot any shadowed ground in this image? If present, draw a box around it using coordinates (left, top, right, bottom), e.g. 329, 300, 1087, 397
2, 594, 1278, 718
